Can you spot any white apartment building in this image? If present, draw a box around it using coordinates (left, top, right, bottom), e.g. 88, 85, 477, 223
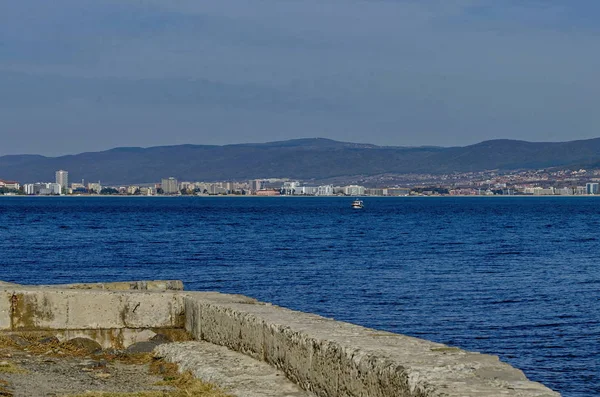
316, 185, 334, 196
585, 183, 599, 195
55, 170, 68, 195
555, 187, 574, 195
281, 181, 301, 195
295, 186, 318, 195
24, 182, 62, 195
87, 182, 102, 194
343, 185, 366, 196
161, 177, 179, 194
0, 180, 20, 190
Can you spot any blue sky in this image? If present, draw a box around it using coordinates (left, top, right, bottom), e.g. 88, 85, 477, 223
1, 0, 599, 155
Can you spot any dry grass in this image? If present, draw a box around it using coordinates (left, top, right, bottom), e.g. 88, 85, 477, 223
0, 333, 154, 364
61, 392, 166, 397
0, 332, 231, 397
157, 371, 232, 397
0, 380, 12, 397
149, 359, 179, 379
0, 332, 90, 357
0, 362, 27, 375
63, 363, 232, 397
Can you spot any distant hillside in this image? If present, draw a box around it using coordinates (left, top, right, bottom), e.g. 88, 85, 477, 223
1, 137, 600, 184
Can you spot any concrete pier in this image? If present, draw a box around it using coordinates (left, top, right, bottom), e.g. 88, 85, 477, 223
0, 280, 560, 397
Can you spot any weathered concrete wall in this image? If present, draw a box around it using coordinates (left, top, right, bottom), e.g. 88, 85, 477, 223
0, 281, 560, 397
183, 295, 560, 397
1, 328, 181, 349
0, 288, 185, 331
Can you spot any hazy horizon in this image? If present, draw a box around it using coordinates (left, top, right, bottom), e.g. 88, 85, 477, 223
2, 1, 600, 156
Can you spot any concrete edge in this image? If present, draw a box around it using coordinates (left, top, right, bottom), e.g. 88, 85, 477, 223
0, 283, 561, 397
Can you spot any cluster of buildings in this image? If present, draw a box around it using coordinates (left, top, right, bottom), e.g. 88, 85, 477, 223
447, 184, 600, 196
157, 178, 412, 196
277, 181, 411, 197
0, 179, 20, 192
18, 170, 70, 196
3, 169, 600, 197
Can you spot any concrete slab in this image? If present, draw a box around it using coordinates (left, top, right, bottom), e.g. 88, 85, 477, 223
184, 295, 561, 397
0, 291, 11, 330
1, 288, 185, 330
0, 282, 561, 397
155, 341, 315, 397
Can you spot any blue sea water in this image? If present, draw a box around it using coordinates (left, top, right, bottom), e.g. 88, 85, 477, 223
0, 196, 598, 396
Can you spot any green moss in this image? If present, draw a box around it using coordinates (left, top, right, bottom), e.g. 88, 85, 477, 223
0, 361, 28, 374
11, 294, 55, 330
430, 347, 462, 353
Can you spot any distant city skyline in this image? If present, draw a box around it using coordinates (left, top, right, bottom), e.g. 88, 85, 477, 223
2, 1, 600, 156
8, 167, 600, 198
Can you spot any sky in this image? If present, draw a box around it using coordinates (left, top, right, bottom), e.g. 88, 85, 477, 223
1, 0, 600, 156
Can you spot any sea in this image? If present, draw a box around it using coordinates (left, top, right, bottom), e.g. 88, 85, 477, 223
0, 196, 598, 396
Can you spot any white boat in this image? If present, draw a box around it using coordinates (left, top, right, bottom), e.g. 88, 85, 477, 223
351, 199, 364, 209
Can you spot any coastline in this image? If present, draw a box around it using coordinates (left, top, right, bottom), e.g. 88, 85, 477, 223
0, 280, 561, 397
2, 194, 600, 199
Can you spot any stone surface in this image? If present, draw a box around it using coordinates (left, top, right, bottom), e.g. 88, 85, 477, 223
126, 341, 162, 354
38, 336, 59, 345
66, 337, 102, 354
0, 281, 561, 397
0, 288, 185, 331
155, 341, 314, 397
0, 292, 11, 330
56, 328, 159, 349
79, 359, 108, 370
183, 295, 561, 397
151, 333, 173, 343
0, 346, 172, 397
8, 335, 30, 347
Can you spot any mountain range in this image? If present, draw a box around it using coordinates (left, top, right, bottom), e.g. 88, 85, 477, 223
2, 137, 600, 185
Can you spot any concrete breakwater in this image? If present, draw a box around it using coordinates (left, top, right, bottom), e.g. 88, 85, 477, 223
0, 280, 559, 397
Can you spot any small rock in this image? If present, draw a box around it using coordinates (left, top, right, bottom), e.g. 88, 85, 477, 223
0, 361, 10, 367
65, 338, 102, 354
98, 348, 122, 356
126, 341, 160, 354
8, 335, 30, 347
79, 359, 107, 370
94, 373, 111, 379
38, 336, 60, 345
150, 333, 172, 344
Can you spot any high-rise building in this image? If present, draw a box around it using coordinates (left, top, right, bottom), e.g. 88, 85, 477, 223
161, 177, 179, 194
55, 170, 68, 195
586, 183, 599, 195
316, 185, 334, 196
343, 185, 366, 196
249, 179, 262, 193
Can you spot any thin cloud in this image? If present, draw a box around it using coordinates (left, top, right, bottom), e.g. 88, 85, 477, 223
1, 0, 599, 155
